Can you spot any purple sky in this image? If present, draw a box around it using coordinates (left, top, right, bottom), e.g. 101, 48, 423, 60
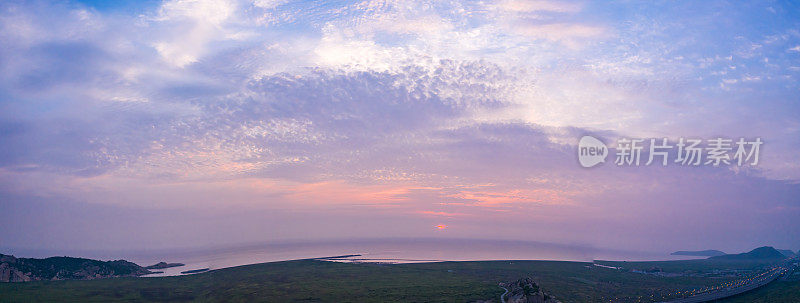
1, 0, 799, 255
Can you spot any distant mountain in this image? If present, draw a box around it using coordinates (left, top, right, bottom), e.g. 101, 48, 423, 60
670, 250, 726, 257
0, 254, 152, 282
777, 249, 796, 258
709, 246, 787, 261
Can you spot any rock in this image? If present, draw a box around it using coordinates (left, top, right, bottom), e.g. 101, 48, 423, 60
0, 263, 31, 282
502, 277, 560, 303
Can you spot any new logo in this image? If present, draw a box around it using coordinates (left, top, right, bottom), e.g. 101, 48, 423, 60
578, 136, 608, 168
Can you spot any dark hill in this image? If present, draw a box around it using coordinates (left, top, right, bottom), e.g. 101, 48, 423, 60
0, 254, 151, 282
708, 246, 787, 261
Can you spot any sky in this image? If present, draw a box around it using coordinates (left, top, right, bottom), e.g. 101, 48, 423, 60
0, 0, 799, 255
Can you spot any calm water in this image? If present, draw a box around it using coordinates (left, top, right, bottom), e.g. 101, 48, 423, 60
113, 239, 703, 277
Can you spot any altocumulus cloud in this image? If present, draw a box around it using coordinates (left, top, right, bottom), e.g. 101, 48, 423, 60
0, 0, 799, 252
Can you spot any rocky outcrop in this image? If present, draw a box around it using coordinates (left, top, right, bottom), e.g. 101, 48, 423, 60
0, 254, 152, 282
502, 277, 560, 303
0, 262, 31, 282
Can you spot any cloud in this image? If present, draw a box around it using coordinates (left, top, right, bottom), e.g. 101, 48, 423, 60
494, 0, 582, 13
0, 0, 799, 252
1, 0, 798, 180
512, 23, 607, 43
151, 0, 240, 66
252, 0, 286, 9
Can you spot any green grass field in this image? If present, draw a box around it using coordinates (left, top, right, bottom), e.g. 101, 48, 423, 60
0, 258, 792, 302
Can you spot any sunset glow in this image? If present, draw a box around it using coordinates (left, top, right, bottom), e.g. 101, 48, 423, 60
0, 0, 797, 255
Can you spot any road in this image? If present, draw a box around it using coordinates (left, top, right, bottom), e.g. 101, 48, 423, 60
657, 266, 787, 303
499, 285, 508, 303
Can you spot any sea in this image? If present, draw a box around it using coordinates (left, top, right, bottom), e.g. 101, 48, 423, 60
4, 238, 705, 277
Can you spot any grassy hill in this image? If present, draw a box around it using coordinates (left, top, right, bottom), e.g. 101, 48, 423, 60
0, 257, 786, 303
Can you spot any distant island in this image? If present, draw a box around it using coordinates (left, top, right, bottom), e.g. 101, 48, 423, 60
709, 246, 787, 260
0, 254, 151, 282
670, 249, 726, 257
145, 262, 185, 270
671, 247, 797, 260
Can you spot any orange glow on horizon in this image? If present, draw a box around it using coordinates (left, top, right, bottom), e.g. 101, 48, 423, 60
435, 224, 447, 230
418, 211, 470, 217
